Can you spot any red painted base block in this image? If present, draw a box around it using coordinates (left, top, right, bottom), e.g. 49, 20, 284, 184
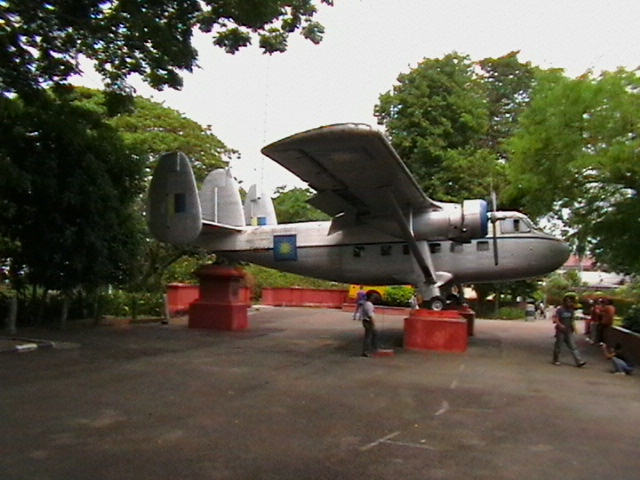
404, 311, 468, 352
188, 302, 248, 331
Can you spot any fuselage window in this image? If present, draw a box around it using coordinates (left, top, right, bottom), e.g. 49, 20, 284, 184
381, 245, 392, 256
451, 243, 463, 253
403, 244, 410, 255
353, 245, 365, 257
477, 241, 490, 252
429, 243, 441, 254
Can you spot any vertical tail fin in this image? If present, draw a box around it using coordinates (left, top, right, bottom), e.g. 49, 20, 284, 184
200, 168, 245, 227
244, 185, 278, 226
147, 151, 202, 244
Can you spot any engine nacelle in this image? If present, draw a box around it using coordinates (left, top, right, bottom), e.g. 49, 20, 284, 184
456, 199, 489, 241
413, 199, 488, 242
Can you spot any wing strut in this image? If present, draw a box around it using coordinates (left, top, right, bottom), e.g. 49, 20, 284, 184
384, 189, 451, 288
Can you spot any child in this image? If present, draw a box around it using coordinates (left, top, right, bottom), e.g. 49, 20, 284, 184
601, 342, 634, 375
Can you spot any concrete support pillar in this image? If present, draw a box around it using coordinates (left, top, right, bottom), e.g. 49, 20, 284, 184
403, 309, 469, 352
188, 264, 249, 331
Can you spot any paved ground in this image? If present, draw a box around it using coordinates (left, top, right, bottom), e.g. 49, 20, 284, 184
1, 307, 638, 480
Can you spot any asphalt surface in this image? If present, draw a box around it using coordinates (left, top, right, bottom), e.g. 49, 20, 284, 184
1, 307, 638, 480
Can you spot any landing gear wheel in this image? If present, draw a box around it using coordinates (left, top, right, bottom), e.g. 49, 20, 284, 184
427, 296, 445, 311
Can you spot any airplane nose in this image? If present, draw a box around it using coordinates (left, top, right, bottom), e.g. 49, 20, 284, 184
549, 239, 571, 270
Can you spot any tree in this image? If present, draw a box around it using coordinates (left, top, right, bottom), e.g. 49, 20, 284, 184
375, 52, 546, 304
69, 88, 232, 299
505, 68, 640, 274
0, 0, 333, 97
477, 51, 535, 166
375, 52, 536, 204
0, 87, 235, 324
67, 87, 233, 181
375, 52, 497, 202
0, 91, 144, 324
272, 186, 330, 223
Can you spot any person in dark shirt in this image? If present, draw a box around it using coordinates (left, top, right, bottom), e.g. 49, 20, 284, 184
598, 299, 616, 345
552, 294, 586, 367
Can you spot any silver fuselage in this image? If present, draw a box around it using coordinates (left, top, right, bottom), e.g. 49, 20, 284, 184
197, 214, 570, 285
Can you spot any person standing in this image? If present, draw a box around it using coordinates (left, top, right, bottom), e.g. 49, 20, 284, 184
599, 299, 616, 346
591, 298, 604, 344
361, 291, 379, 357
409, 293, 419, 313
353, 287, 366, 321
552, 294, 586, 367
585, 298, 599, 341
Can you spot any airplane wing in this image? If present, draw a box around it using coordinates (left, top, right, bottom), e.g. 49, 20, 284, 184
261, 123, 440, 219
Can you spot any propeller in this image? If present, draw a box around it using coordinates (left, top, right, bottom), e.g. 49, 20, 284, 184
490, 190, 499, 266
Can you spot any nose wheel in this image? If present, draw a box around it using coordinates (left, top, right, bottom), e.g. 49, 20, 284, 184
425, 296, 445, 311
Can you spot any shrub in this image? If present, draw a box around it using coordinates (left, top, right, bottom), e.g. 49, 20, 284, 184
622, 305, 640, 333
495, 306, 525, 320
382, 285, 413, 307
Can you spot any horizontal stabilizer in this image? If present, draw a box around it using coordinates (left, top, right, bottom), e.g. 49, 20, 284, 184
147, 151, 202, 244
201, 220, 245, 236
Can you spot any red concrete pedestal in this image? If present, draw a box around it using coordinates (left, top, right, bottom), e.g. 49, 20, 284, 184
403, 309, 468, 352
188, 264, 249, 331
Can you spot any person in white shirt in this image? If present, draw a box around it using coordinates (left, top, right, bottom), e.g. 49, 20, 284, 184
361, 291, 379, 357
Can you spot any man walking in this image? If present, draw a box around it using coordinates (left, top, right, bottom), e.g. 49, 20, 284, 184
552, 294, 586, 367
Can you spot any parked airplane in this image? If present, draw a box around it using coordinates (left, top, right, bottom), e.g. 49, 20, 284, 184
148, 123, 570, 309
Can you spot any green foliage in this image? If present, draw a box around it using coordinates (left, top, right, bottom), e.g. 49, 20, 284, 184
375, 52, 491, 201
477, 51, 535, 160
494, 306, 526, 320
0, 287, 162, 326
68, 88, 231, 297
243, 264, 345, 301
272, 186, 330, 223
505, 68, 640, 274
375, 51, 532, 203
382, 285, 413, 307
101, 289, 164, 318
621, 305, 640, 334
0, 0, 332, 97
162, 253, 216, 285
543, 271, 583, 303
612, 277, 640, 304
67, 87, 232, 181
0, 92, 144, 293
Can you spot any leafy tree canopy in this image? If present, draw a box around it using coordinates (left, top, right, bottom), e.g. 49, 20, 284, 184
66, 87, 235, 292
505, 68, 640, 274
272, 186, 330, 223
0, 0, 333, 97
0, 91, 144, 292
374, 51, 533, 203
65, 87, 232, 181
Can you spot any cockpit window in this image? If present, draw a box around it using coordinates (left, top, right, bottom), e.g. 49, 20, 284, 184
500, 218, 531, 234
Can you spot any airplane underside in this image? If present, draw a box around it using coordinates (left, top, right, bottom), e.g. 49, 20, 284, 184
214, 235, 569, 286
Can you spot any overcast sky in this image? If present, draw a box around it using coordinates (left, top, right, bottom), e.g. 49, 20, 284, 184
79, 0, 640, 193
